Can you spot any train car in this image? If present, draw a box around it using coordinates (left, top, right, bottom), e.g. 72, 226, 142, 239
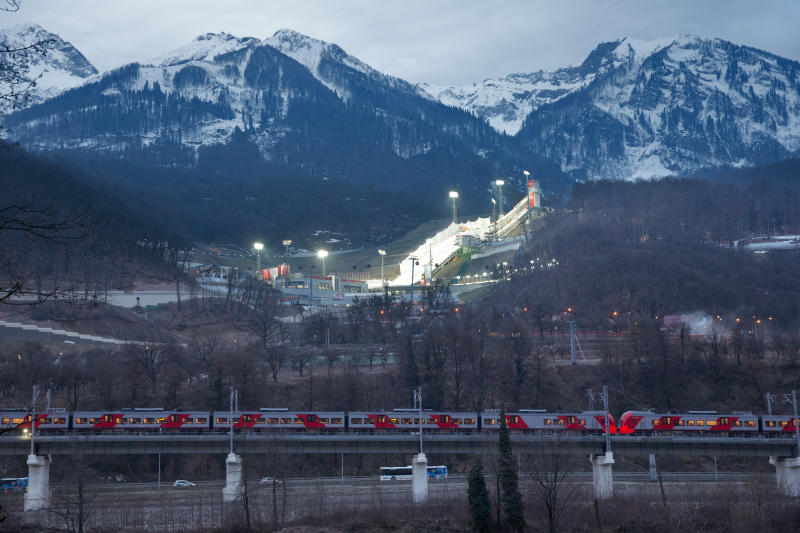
0, 410, 69, 434
72, 409, 211, 431
480, 410, 616, 433
211, 409, 346, 431
761, 415, 799, 435
348, 410, 478, 431
618, 410, 759, 434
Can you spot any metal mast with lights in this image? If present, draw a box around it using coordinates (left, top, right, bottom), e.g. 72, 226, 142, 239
318, 250, 328, 277
253, 242, 264, 275
449, 191, 459, 225
495, 179, 505, 218
378, 249, 387, 288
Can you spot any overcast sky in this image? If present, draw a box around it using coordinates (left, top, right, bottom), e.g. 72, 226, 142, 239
4, 0, 800, 86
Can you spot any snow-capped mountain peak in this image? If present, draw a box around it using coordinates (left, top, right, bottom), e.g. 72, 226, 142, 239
147, 31, 259, 67
0, 22, 98, 106
264, 28, 376, 79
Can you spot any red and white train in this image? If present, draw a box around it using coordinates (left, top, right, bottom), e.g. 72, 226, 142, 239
1, 407, 797, 436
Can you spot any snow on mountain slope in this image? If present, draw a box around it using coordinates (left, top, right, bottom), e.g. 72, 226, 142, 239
0, 23, 98, 106
147, 32, 259, 67
432, 35, 800, 179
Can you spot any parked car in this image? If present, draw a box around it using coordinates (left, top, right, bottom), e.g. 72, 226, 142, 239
260, 477, 283, 484
173, 479, 195, 487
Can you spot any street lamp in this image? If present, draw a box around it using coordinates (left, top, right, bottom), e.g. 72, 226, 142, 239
378, 249, 387, 288
449, 191, 459, 225
253, 242, 264, 275
317, 250, 328, 277
495, 179, 505, 217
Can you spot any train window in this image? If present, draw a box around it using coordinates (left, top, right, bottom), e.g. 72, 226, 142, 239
267, 418, 278, 424
319, 418, 328, 424
216, 417, 227, 424
41, 417, 51, 424
331, 418, 342, 424
306, 414, 317, 423
75, 418, 86, 424
129, 418, 140, 424
255, 418, 265, 424
734, 420, 742, 426
351, 418, 362, 424
294, 418, 304, 424
157, 417, 166, 424
697, 420, 705, 426
580, 419, 586, 425
677, 420, 685, 425
707, 420, 716, 426
687, 420, 694, 426
183, 419, 192, 425
144, 418, 155, 424
556, 419, 564, 425
428, 418, 437, 424
54, 418, 66, 424
280, 418, 291, 424
389, 418, 398, 424
509, 416, 520, 424
1, 418, 8, 424
89, 418, 99, 424
453, 419, 462, 424
464, 418, 475, 425
781, 421, 788, 427
766, 420, 776, 427
544, 419, 552, 425
485, 419, 496, 425
401, 418, 413, 424
195, 418, 207, 424
114, 418, 125, 425
746, 421, 756, 427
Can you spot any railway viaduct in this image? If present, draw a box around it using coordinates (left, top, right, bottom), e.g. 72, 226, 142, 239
2, 433, 799, 510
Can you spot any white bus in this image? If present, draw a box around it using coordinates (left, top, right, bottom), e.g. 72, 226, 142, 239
379, 465, 448, 481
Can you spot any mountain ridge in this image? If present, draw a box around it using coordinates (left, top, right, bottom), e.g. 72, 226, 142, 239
3, 24, 800, 183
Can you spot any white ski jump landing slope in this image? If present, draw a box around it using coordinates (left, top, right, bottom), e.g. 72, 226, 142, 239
389, 217, 492, 287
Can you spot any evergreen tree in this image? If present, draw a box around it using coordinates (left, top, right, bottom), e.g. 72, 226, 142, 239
499, 409, 525, 531
468, 458, 492, 533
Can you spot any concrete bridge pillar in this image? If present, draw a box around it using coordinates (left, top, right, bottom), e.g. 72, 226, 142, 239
770, 456, 800, 497
649, 454, 658, 482
223, 453, 243, 503
590, 452, 614, 500
412, 452, 428, 503
24, 454, 50, 511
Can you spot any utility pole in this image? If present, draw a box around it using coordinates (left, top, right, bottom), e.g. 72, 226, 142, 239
766, 392, 776, 415
409, 256, 418, 309
569, 321, 576, 365
413, 387, 423, 454
602, 385, 611, 453
29, 385, 39, 456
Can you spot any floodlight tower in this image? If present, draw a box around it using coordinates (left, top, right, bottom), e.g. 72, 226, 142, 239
449, 191, 459, 225
253, 242, 264, 275
378, 249, 387, 287
495, 179, 505, 218
317, 250, 328, 277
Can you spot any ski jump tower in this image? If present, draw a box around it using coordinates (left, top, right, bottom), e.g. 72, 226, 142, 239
491, 173, 543, 239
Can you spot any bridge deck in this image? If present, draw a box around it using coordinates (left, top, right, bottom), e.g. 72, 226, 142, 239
1, 434, 796, 457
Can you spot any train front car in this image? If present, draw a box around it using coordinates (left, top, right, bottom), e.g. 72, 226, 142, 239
348, 410, 478, 432
0, 410, 68, 434
213, 410, 345, 432
618, 410, 759, 435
